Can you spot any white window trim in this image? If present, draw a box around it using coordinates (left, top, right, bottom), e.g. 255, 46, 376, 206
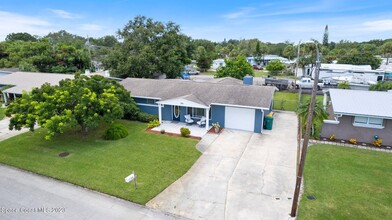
353, 116, 384, 129
136, 103, 158, 107
352, 123, 384, 129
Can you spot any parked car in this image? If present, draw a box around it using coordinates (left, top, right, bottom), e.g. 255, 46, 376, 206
253, 65, 263, 70
296, 77, 324, 90
185, 68, 200, 75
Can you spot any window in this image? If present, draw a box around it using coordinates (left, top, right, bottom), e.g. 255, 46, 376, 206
353, 116, 383, 128
354, 116, 367, 124
187, 107, 208, 118
369, 117, 383, 126
146, 99, 156, 105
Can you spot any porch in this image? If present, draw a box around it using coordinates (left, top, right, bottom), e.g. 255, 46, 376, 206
152, 121, 211, 137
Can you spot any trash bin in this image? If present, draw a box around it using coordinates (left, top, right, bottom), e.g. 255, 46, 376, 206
264, 116, 274, 130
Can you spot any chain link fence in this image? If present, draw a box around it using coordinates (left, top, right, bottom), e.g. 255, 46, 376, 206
273, 99, 299, 111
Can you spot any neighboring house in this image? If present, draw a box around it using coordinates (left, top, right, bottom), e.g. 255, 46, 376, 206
321, 89, 392, 145
0, 72, 74, 104
246, 55, 292, 66
211, 59, 225, 70
120, 77, 275, 133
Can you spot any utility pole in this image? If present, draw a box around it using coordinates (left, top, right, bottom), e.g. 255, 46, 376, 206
290, 42, 321, 217
293, 41, 301, 89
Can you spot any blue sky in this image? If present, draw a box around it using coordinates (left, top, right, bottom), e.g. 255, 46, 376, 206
1, 0, 392, 43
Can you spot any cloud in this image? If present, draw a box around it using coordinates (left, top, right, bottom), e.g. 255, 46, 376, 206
80, 24, 104, 31
362, 19, 392, 31
49, 9, 80, 19
0, 11, 52, 40
222, 7, 255, 19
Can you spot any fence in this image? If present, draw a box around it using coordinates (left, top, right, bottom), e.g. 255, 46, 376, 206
273, 99, 299, 112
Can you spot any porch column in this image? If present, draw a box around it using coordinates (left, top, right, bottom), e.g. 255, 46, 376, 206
2, 92, 7, 105
158, 104, 162, 123
13, 93, 16, 101
323, 90, 328, 110
205, 107, 210, 130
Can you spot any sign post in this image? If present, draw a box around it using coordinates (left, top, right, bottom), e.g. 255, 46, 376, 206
125, 171, 137, 189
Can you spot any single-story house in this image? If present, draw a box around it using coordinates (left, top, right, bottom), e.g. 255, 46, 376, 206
120, 77, 276, 133
321, 89, 392, 145
0, 71, 74, 104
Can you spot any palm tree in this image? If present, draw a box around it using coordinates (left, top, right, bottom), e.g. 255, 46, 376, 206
297, 99, 328, 136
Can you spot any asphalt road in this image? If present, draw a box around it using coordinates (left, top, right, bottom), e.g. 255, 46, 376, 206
0, 165, 184, 220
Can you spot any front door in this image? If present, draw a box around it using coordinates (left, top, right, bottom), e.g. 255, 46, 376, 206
173, 105, 180, 121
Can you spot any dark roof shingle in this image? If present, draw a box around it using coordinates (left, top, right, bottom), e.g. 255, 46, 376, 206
121, 78, 275, 109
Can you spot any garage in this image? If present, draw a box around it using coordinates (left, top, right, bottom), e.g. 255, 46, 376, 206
224, 107, 255, 132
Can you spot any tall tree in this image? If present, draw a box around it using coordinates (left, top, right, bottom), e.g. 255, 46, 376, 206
381, 41, 392, 64
6, 32, 37, 42
283, 44, 296, 60
265, 60, 286, 76
6, 75, 138, 140
322, 25, 329, 47
254, 41, 263, 65
103, 16, 190, 79
195, 46, 212, 72
338, 52, 382, 69
215, 55, 253, 79
298, 99, 328, 136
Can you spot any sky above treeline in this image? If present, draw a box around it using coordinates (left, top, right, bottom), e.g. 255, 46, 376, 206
1, 0, 392, 43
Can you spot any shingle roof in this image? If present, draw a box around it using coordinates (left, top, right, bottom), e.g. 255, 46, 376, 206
210, 77, 243, 85
120, 78, 275, 109
0, 72, 74, 94
329, 89, 392, 119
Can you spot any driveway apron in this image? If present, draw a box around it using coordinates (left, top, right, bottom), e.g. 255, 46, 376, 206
147, 111, 298, 220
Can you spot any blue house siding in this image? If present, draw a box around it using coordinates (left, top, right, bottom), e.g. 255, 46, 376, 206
210, 105, 225, 127
137, 104, 158, 115
254, 109, 264, 133
161, 105, 172, 120
134, 97, 159, 116
179, 106, 187, 122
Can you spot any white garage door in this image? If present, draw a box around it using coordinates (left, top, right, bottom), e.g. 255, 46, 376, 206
225, 107, 255, 132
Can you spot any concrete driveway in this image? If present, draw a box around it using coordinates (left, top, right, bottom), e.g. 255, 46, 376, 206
0, 118, 31, 142
147, 111, 298, 219
0, 165, 183, 220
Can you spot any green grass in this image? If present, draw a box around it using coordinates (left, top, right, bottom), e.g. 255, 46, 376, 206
273, 91, 324, 112
0, 120, 200, 204
298, 145, 392, 219
0, 108, 5, 120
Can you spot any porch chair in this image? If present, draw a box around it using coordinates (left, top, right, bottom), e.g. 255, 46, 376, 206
197, 116, 206, 127
184, 114, 194, 125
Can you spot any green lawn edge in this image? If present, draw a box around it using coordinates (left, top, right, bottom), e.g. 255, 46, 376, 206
0, 120, 201, 205
298, 144, 392, 219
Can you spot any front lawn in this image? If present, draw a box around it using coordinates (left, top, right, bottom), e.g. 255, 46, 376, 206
0, 120, 200, 204
0, 107, 5, 120
299, 144, 392, 219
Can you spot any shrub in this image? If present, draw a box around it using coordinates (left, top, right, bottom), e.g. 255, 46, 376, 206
348, 138, 357, 144
147, 119, 160, 128
212, 122, 220, 128
329, 134, 336, 141
160, 129, 165, 134
337, 81, 350, 89
373, 139, 382, 147
104, 123, 128, 140
136, 112, 158, 123
180, 127, 191, 137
